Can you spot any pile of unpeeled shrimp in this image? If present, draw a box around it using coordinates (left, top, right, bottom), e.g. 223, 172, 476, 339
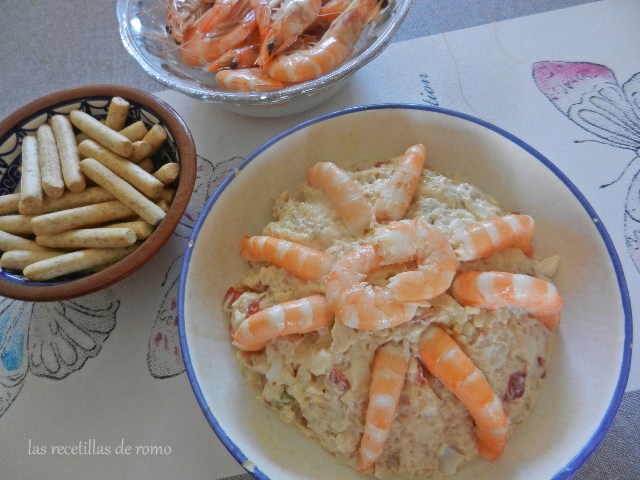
225, 144, 563, 472
165, 0, 383, 91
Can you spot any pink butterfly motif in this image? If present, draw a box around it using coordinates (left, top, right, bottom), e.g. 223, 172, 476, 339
532, 61, 640, 272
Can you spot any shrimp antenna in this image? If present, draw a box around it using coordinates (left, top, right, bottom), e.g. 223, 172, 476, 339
600, 155, 640, 189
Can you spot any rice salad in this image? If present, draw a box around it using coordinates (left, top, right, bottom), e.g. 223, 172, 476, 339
223, 147, 561, 479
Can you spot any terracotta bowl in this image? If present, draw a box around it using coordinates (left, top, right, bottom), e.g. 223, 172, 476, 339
0, 84, 196, 301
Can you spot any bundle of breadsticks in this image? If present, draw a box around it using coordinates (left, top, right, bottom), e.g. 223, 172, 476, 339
0, 97, 180, 282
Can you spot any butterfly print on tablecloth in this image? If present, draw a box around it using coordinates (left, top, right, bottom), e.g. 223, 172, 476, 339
532, 61, 640, 273
147, 154, 244, 379
0, 292, 120, 417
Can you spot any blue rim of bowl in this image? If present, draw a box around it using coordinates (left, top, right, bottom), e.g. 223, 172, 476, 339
178, 103, 632, 480
117, 0, 415, 106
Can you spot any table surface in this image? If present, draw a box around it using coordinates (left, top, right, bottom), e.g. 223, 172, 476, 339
1, 1, 638, 479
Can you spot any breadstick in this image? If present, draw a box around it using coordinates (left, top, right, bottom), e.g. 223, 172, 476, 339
1, 250, 65, 271
78, 139, 164, 199
19, 135, 44, 214
105, 97, 129, 131
36, 227, 137, 249
31, 200, 135, 236
143, 124, 167, 154
69, 110, 133, 158
76, 124, 141, 155
137, 157, 154, 173
23, 246, 137, 281
105, 219, 154, 240
153, 162, 179, 185
129, 140, 153, 163
0, 229, 50, 252
40, 186, 115, 213
119, 121, 149, 142
80, 159, 166, 226
51, 115, 86, 193
156, 200, 169, 212
159, 188, 176, 204
0, 215, 35, 236
36, 124, 65, 199
76, 132, 89, 145
0, 193, 21, 215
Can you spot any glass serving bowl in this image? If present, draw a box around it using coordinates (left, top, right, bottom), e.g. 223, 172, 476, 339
117, 0, 414, 117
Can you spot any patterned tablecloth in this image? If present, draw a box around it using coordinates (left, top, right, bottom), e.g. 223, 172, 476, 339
0, 1, 638, 479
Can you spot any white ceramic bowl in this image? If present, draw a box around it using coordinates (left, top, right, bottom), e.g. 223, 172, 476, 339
179, 104, 631, 479
117, 0, 413, 117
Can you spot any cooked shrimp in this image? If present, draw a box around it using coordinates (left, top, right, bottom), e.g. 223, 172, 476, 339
307, 162, 374, 236
418, 325, 509, 460
372, 218, 457, 302
326, 219, 455, 330
358, 341, 408, 471
278, 31, 323, 56
166, 0, 216, 43
232, 294, 334, 351
325, 244, 415, 330
180, 8, 258, 66
250, 0, 274, 41
374, 144, 427, 222
263, 0, 381, 82
451, 271, 562, 329
205, 44, 260, 72
316, 0, 352, 26
451, 214, 535, 261
216, 67, 286, 90
240, 235, 333, 281
257, 0, 322, 66
195, 0, 247, 34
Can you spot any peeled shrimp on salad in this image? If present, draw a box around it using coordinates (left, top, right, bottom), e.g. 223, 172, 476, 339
374, 143, 427, 222
326, 218, 457, 330
232, 294, 334, 351
451, 213, 535, 261
418, 325, 510, 460
451, 271, 563, 329
240, 235, 332, 281
358, 341, 409, 471
307, 161, 374, 236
